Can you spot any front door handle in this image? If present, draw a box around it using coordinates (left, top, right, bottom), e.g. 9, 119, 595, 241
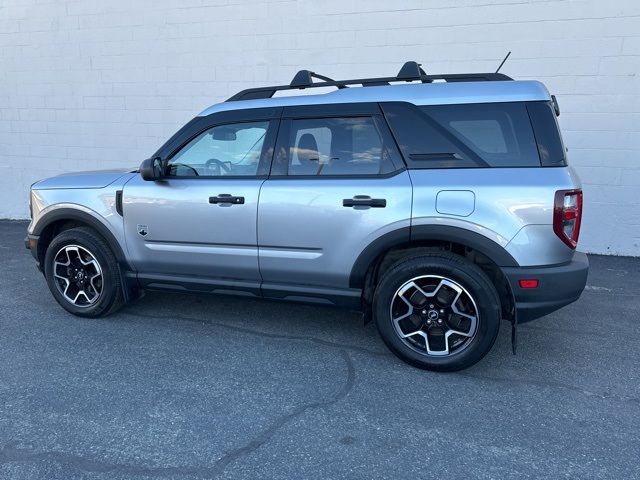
209, 194, 245, 205
343, 195, 386, 208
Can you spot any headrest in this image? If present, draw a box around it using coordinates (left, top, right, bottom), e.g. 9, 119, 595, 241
297, 133, 319, 165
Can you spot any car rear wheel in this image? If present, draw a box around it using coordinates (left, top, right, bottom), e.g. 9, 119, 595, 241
44, 227, 124, 317
373, 252, 501, 371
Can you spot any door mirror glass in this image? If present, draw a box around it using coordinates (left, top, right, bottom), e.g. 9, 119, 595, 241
140, 157, 164, 181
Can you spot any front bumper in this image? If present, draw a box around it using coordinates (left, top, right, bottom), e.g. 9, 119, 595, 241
502, 251, 589, 323
25, 234, 42, 270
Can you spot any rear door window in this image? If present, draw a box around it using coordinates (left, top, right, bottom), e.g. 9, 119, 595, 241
282, 116, 401, 176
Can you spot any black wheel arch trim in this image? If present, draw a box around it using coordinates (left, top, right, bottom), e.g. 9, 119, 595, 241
33, 208, 139, 302
349, 224, 519, 288
32, 208, 132, 270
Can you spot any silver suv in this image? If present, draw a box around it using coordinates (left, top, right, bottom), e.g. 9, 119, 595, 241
25, 62, 588, 371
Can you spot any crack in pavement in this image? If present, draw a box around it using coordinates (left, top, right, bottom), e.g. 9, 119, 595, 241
123, 309, 391, 358
0, 312, 358, 478
4, 280, 638, 475
119, 310, 640, 407
213, 348, 355, 474
519, 323, 607, 337
459, 373, 640, 406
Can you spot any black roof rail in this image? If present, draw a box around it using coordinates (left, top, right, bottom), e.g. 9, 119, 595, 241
226, 61, 512, 102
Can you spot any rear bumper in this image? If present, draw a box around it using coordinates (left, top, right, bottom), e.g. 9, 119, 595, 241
502, 251, 589, 323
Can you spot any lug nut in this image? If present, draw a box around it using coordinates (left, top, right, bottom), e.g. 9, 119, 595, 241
437, 319, 443, 324
429, 304, 434, 308
421, 309, 427, 315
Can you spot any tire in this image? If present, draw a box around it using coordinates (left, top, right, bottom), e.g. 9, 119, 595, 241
373, 252, 501, 372
44, 227, 124, 317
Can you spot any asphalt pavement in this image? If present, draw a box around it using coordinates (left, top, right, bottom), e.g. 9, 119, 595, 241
0, 220, 639, 479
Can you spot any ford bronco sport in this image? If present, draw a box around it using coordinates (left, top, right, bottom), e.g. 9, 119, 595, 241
25, 62, 588, 371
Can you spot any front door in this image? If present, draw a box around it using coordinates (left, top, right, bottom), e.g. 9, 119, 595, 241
123, 115, 279, 294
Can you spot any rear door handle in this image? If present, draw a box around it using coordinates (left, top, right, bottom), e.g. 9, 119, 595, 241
343, 196, 386, 208
209, 194, 245, 205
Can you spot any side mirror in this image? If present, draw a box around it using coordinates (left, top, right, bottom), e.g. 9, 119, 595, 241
140, 157, 164, 181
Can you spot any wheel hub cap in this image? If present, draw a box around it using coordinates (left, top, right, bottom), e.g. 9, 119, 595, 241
390, 275, 479, 357
52, 245, 103, 307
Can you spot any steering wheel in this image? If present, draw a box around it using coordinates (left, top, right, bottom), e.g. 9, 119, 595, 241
205, 158, 231, 176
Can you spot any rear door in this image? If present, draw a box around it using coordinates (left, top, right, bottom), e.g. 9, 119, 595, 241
257, 103, 413, 304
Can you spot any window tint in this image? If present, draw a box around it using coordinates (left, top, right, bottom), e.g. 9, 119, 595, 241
526, 101, 567, 166
286, 117, 397, 176
167, 121, 269, 177
381, 102, 486, 168
290, 125, 333, 175
421, 103, 540, 167
449, 119, 507, 153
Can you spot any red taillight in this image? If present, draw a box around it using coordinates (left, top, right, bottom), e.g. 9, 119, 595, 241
553, 189, 583, 249
518, 279, 539, 289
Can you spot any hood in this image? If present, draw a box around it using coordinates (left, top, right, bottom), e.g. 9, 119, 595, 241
33, 168, 136, 190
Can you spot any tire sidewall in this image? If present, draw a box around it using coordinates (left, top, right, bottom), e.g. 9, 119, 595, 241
44, 229, 120, 317
374, 255, 501, 371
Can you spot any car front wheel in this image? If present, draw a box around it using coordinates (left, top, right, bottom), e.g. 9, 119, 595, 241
44, 227, 124, 317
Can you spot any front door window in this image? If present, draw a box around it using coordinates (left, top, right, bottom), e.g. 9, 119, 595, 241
167, 121, 269, 177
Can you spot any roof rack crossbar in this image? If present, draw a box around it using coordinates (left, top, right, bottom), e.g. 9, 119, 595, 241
226, 62, 512, 102
290, 70, 348, 90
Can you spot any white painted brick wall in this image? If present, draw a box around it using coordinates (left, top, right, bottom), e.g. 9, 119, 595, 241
0, 0, 638, 255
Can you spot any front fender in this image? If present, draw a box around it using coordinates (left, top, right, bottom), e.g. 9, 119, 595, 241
31, 204, 131, 270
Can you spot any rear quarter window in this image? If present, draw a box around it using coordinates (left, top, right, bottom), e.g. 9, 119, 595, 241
381, 101, 566, 169
421, 102, 540, 167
